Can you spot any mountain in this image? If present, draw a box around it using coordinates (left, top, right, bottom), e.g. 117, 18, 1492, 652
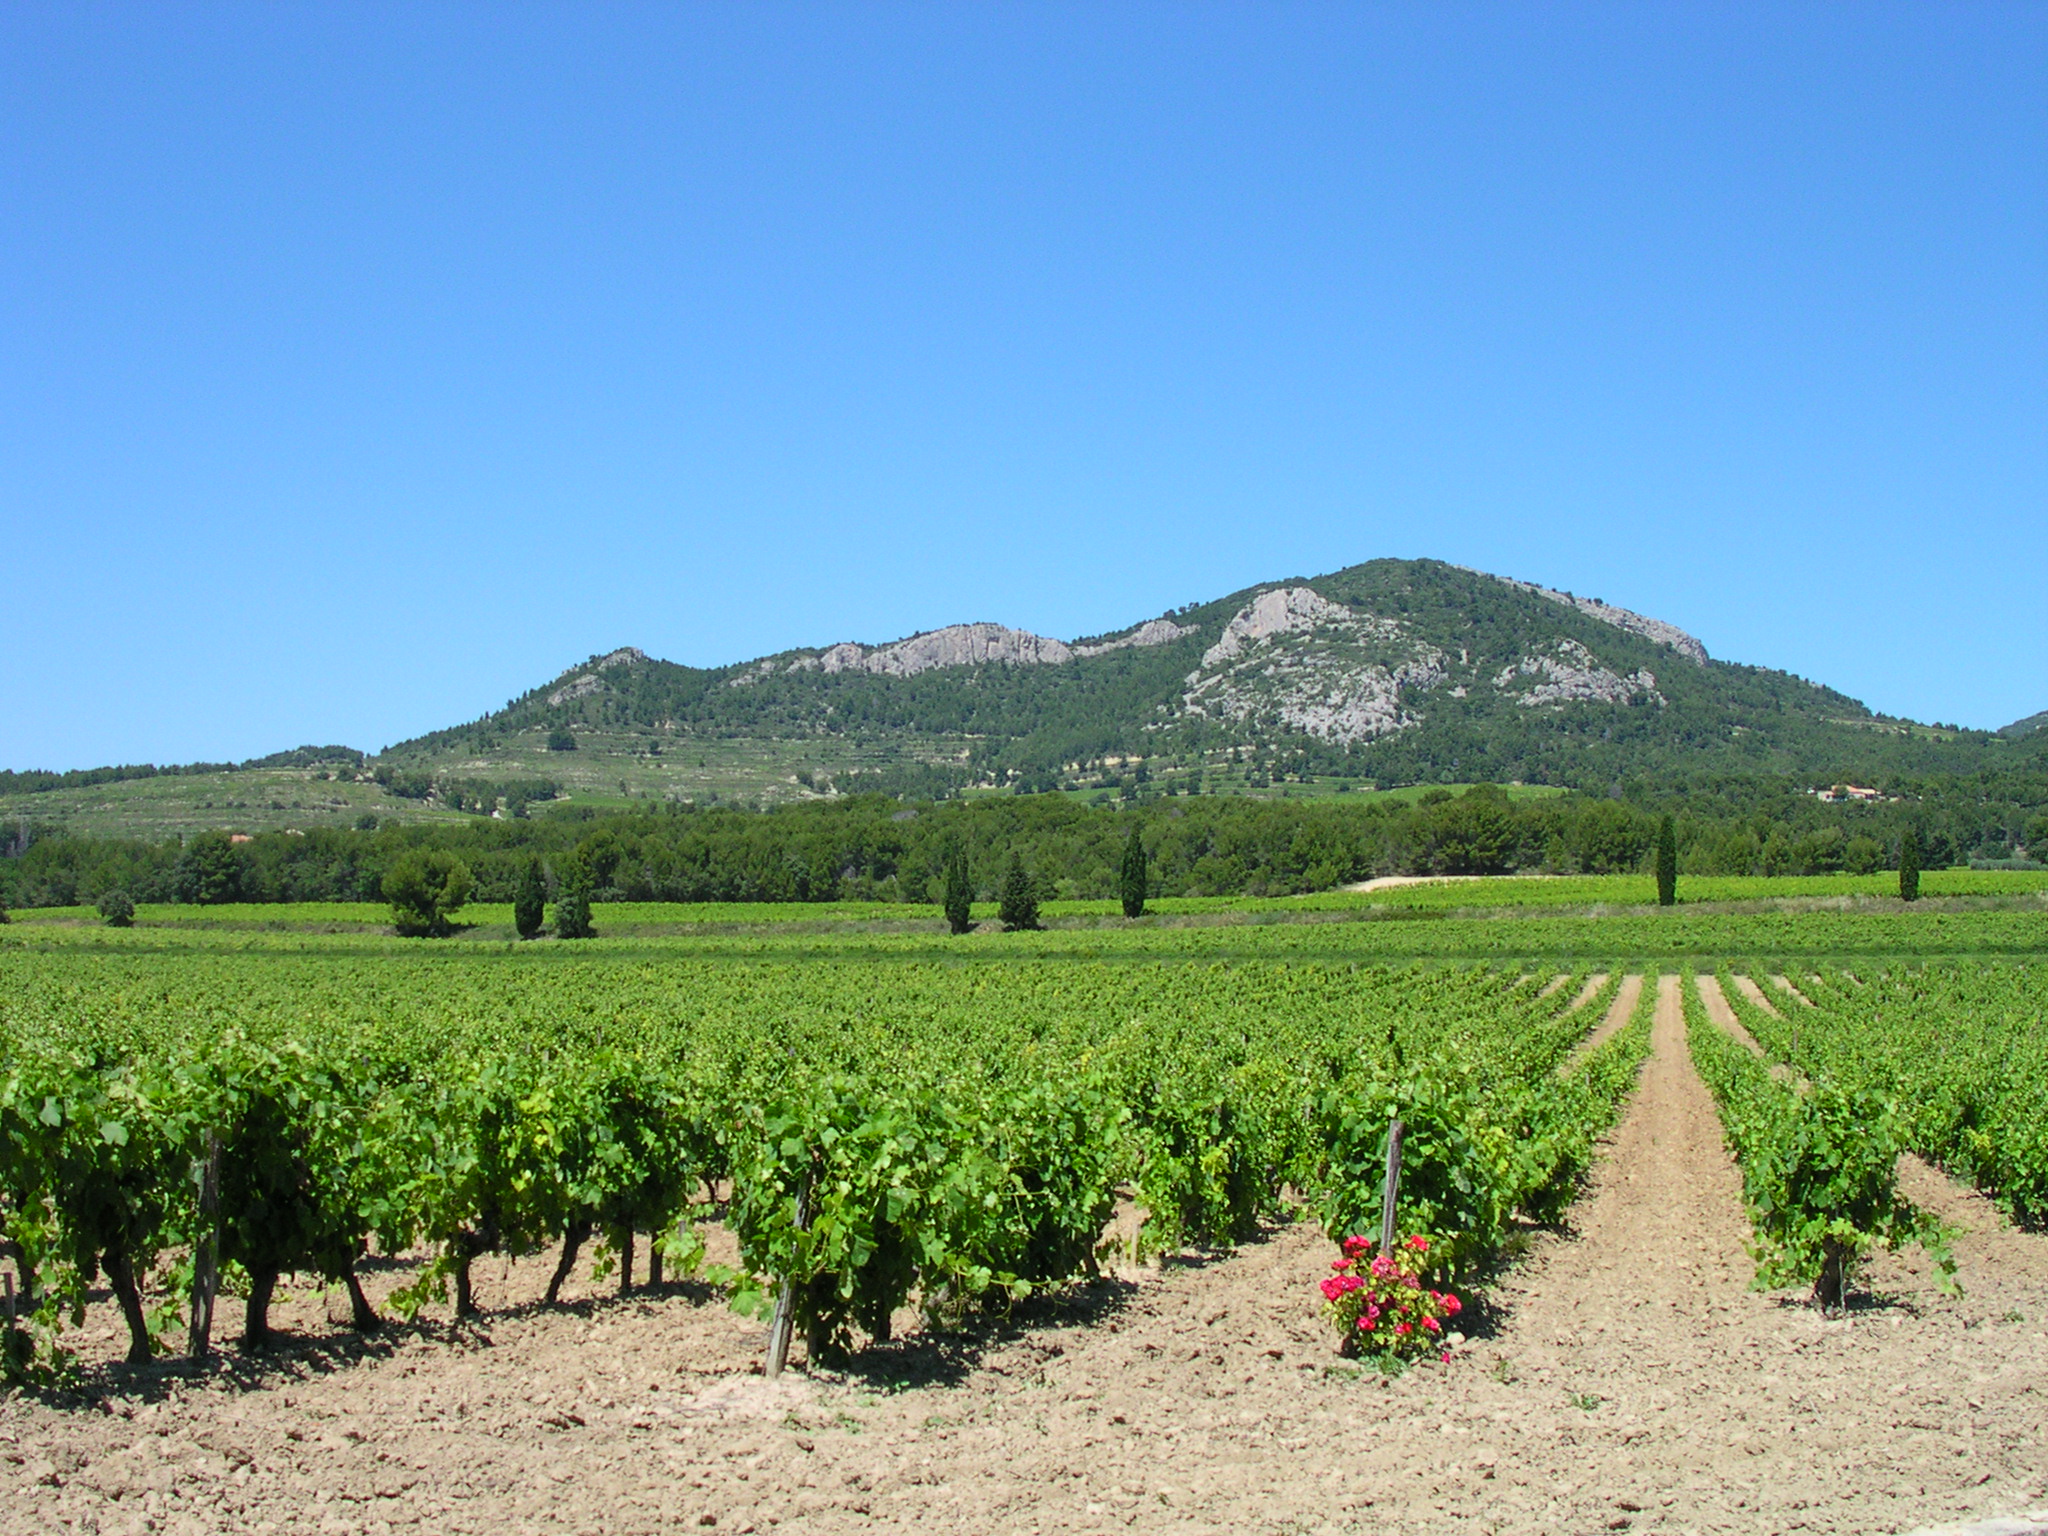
2000, 710, 2048, 741
379, 558, 2018, 805
6, 558, 2034, 841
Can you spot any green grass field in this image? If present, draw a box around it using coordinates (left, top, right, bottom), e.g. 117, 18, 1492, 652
7, 870, 2042, 963
13, 868, 2043, 934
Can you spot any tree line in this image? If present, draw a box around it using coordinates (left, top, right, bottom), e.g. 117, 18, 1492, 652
6, 781, 2033, 913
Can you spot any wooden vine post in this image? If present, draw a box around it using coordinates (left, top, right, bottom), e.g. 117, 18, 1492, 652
764, 1178, 811, 1380
1378, 1117, 1405, 1257
188, 1130, 222, 1359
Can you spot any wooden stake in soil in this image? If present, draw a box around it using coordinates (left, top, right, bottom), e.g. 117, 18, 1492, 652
188, 1130, 222, 1359
1379, 1118, 1406, 1256
765, 1180, 811, 1380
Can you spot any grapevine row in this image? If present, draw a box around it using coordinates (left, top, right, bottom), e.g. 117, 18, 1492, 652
0, 953, 1650, 1376
1717, 965, 2048, 1226
1683, 972, 1952, 1311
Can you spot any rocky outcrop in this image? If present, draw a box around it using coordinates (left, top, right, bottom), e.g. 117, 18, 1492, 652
543, 648, 649, 705
1074, 618, 1198, 657
1493, 640, 1665, 708
1199, 587, 1355, 667
817, 624, 1074, 675
1180, 588, 1447, 744
1474, 571, 1709, 664
732, 615, 1193, 684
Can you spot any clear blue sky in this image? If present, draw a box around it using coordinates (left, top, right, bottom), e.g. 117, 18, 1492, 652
4, 2, 2043, 768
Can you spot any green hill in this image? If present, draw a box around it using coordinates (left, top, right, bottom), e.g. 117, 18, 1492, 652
2000, 709, 2048, 740
383, 557, 2018, 804
5, 558, 2041, 838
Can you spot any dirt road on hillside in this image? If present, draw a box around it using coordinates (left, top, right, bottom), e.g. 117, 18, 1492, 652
6, 977, 2047, 1535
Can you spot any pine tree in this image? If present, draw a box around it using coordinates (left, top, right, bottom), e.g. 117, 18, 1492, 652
1118, 823, 1148, 919
1898, 826, 1921, 903
1654, 815, 1678, 907
514, 857, 546, 940
943, 843, 974, 935
998, 851, 1039, 932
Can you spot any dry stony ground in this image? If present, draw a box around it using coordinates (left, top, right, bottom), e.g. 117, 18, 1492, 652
6, 978, 2048, 1536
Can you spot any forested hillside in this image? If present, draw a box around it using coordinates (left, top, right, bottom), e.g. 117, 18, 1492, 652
5, 559, 2044, 893
386, 559, 2004, 796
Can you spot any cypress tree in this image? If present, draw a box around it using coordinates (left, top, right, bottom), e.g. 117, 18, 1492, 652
513, 857, 546, 940
1119, 822, 1148, 919
943, 843, 974, 935
555, 885, 596, 939
1898, 826, 1921, 902
555, 854, 597, 939
1654, 815, 1678, 907
998, 851, 1040, 932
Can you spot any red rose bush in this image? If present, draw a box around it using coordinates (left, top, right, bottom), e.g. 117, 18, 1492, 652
1319, 1234, 1462, 1361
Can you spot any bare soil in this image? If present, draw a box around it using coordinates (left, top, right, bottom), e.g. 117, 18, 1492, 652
1564, 973, 1638, 1068
1730, 974, 1783, 1018
1774, 975, 1818, 1008
1564, 972, 1610, 1011
6, 978, 2047, 1535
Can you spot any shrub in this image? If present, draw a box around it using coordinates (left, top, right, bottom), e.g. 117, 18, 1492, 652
546, 728, 578, 752
382, 850, 473, 937
1319, 1235, 1461, 1360
96, 889, 135, 928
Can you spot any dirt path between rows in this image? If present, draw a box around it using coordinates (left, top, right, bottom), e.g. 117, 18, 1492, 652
1731, 974, 1783, 1018
1773, 975, 1817, 1008
6, 979, 2047, 1536
1564, 972, 1638, 1069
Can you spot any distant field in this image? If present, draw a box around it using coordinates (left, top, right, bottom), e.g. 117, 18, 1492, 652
0, 766, 474, 839
8, 878, 2043, 963
0, 732, 982, 838
0, 728, 1588, 840
13, 867, 2044, 933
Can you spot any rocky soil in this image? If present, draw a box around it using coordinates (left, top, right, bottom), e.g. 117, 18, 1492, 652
5, 977, 2047, 1535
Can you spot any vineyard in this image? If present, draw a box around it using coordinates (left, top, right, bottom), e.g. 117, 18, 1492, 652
0, 914, 2044, 1533
0, 952, 1649, 1374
